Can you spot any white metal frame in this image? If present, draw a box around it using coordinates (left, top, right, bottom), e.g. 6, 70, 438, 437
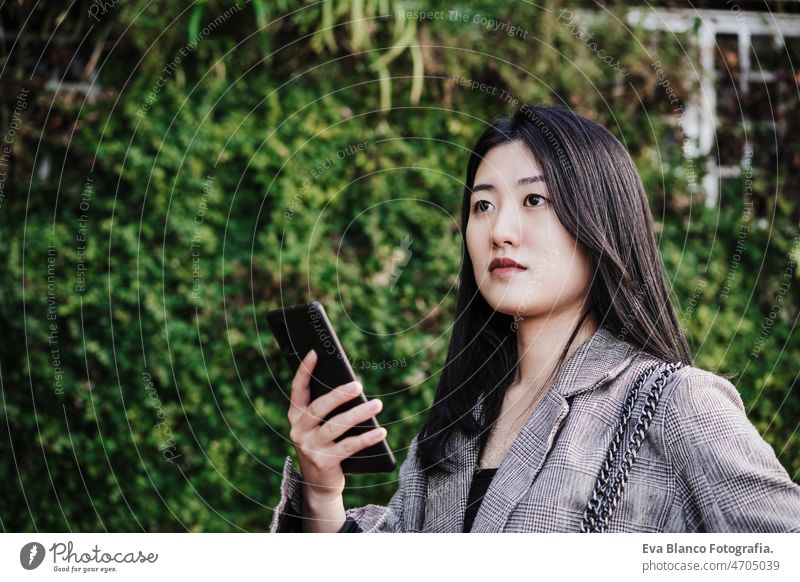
627, 7, 800, 207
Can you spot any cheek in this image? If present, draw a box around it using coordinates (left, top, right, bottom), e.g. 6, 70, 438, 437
535, 227, 592, 296
465, 221, 484, 259
557, 247, 593, 297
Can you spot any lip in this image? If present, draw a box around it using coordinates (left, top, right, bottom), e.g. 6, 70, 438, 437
489, 257, 527, 272
490, 266, 527, 279
489, 258, 528, 280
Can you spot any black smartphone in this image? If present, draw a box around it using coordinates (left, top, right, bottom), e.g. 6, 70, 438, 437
267, 301, 397, 474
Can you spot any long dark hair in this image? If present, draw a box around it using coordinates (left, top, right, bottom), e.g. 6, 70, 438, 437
416, 104, 692, 473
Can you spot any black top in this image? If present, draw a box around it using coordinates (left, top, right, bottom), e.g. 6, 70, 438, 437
336, 466, 500, 533
462, 467, 499, 532
338, 515, 363, 532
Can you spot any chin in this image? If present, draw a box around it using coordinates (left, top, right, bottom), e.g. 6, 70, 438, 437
483, 295, 540, 317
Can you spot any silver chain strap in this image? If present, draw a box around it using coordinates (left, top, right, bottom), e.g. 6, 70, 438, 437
580, 360, 685, 533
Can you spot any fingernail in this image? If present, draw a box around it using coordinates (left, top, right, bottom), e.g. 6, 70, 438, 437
307, 349, 316, 360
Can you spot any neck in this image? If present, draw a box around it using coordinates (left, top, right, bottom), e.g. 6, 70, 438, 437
513, 308, 599, 390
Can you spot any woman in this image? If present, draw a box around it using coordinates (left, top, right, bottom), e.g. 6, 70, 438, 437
270, 104, 800, 533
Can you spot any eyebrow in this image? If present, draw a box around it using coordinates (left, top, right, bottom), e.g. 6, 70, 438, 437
470, 175, 546, 195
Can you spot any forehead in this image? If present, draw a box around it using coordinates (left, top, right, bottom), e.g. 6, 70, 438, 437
472, 142, 546, 193
475, 142, 543, 180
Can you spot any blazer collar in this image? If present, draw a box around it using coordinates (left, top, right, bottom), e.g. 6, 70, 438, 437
551, 325, 641, 398
469, 324, 641, 420
438, 324, 641, 466
421, 324, 642, 532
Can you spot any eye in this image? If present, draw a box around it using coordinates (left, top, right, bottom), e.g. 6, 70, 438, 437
472, 199, 493, 213
525, 194, 546, 207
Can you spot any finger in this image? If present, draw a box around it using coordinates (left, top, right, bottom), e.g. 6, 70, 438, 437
329, 426, 388, 461
304, 380, 363, 426
315, 398, 383, 445
289, 349, 317, 411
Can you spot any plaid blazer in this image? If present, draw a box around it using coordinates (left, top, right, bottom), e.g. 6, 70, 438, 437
270, 326, 800, 533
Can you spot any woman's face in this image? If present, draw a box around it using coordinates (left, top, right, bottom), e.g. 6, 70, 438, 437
465, 141, 594, 321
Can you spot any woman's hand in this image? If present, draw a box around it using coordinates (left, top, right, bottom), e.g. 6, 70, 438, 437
288, 349, 386, 505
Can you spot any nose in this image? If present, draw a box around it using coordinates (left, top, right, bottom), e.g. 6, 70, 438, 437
491, 202, 522, 248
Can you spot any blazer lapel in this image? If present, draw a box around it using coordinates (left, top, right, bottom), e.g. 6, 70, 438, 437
468, 326, 640, 532
421, 425, 481, 532
469, 390, 569, 532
